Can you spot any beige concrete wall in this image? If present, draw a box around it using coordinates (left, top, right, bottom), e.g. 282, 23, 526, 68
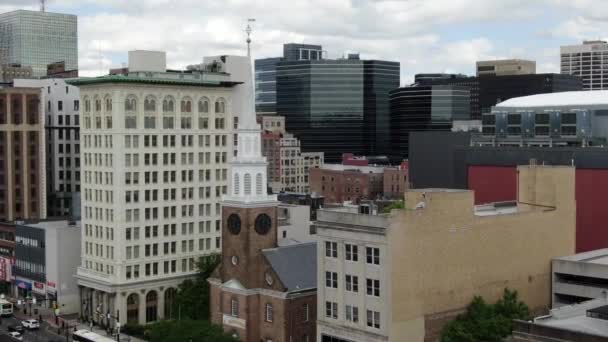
388, 166, 576, 341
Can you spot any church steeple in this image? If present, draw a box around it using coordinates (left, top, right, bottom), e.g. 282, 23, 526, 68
222, 27, 277, 207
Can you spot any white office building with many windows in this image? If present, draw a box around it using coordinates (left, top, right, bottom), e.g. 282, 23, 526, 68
70, 51, 247, 326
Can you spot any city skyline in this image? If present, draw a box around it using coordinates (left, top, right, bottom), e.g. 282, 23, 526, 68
2, 0, 607, 83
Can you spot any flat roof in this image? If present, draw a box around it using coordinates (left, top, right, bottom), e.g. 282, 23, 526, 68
555, 248, 608, 264
67, 75, 241, 88
320, 164, 385, 173
535, 298, 608, 337
22, 220, 81, 230
495, 90, 608, 108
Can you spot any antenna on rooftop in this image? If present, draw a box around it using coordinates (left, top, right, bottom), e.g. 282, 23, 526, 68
245, 18, 256, 57
40, 0, 46, 12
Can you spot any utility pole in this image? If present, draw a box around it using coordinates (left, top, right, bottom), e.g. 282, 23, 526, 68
245, 18, 255, 57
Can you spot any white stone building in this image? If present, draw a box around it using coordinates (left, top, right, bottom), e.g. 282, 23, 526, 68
314, 208, 390, 342
70, 51, 245, 326
14, 78, 81, 217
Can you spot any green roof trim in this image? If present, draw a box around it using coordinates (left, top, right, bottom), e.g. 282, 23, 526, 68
65, 75, 242, 88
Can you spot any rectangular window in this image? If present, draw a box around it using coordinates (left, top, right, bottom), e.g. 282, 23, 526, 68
345, 274, 358, 292
325, 301, 338, 319
366, 247, 380, 265
231, 299, 238, 317
303, 304, 309, 322
265, 303, 273, 322
366, 278, 380, 297
345, 305, 359, 323
325, 241, 338, 258
325, 271, 338, 288
366, 310, 380, 329
345, 244, 358, 261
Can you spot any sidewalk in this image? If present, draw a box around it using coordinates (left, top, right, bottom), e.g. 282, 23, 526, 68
12, 305, 146, 342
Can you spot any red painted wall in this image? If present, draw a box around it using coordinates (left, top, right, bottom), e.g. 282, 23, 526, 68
575, 169, 608, 252
468, 166, 518, 205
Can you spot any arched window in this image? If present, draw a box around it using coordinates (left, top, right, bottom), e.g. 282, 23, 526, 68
104, 95, 112, 112
162, 97, 174, 113
198, 98, 209, 114
144, 96, 156, 129
256, 173, 263, 195
124, 96, 137, 112
164, 288, 177, 320
146, 291, 158, 323
244, 173, 251, 195
180, 98, 192, 113
127, 293, 139, 323
162, 96, 175, 129
94, 97, 102, 112
144, 97, 156, 112
84, 97, 91, 113
234, 173, 240, 195
215, 98, 225, 114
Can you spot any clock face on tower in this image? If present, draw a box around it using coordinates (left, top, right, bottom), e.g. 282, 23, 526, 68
254, 213, 272, 235
227, 214, 241, 235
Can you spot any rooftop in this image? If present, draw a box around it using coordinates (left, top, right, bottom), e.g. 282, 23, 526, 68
21, 220, 81, 231
67, 72, 241, 88
262, 242, 316, 292
534, 297, 608, 337
495, 90, 608, 109
320, 163, 385, 173
554, 248, 608, 265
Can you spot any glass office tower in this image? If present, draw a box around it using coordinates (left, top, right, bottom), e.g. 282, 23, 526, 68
0, 10, 77, 77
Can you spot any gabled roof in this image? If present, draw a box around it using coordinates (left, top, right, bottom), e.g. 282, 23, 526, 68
263, 242, 316, 292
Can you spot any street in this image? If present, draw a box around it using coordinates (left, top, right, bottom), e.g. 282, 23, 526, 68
0, 316, 64, 342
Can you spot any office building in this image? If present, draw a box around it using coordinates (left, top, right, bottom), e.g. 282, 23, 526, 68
260, 44, 399, 162
0, 10, 77, 78
14, 78, 81, 217
0, 223, 15, 294
364, 60, 401, 157
259, 115, 324, 193
561, 40, 608, 90
0, 85, 46, 221
255, 44, 323, 115
476, 59, 536, 76
414, 73, 469, 86
389, 85, 470, 162
46, 61, 78, 79
316, 165, 576, 342
69, 51, 241, 326
14, 220, 81, 314
428, 73, 582, 119
0, 64, 32, 83
208, 54, 317, 342
513, 297, 608, 341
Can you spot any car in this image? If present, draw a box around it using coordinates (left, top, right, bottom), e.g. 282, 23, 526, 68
7, 325, 23, 333
8, 331, 22, 340
21, 319, 39, 329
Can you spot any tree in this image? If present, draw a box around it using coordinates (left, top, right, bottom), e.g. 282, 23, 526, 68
383, 200, 404, 213
170, 254, 221, 321
147, 320, 238, 342
441, 288, 530, 342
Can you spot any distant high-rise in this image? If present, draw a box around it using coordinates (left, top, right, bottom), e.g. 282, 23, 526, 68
255, 44, 324, 115
0, 10, 77, 77
561, 40, 608, 90
476, 59, 536, 76
389, 85, 470, 162
261, 44, 399, 162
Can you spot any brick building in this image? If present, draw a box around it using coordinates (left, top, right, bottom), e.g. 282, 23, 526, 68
383, 161, 409, 200
310, 165, 384, 204
0, 86, 46, 221
208, 57, 317, 342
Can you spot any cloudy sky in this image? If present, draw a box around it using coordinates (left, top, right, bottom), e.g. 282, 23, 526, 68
2, 0, 607, 84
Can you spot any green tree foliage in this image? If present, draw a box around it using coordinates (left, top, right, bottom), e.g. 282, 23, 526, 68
441, 288, 530, 342
147, 320, 238, 342
382, 200, 405, 213
169, 254, 221, 321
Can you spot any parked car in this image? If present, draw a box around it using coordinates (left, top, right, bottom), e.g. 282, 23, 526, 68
8, 331, 23, 340
7, 325, 24, 333
21, 319, 39, 329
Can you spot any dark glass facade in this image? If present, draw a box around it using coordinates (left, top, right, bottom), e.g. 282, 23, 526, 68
277, 59, 365, 162
428, 73, 582, 119
364, 60, 401, 157
255, 57, 282, 114
389, 85, 470, 162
